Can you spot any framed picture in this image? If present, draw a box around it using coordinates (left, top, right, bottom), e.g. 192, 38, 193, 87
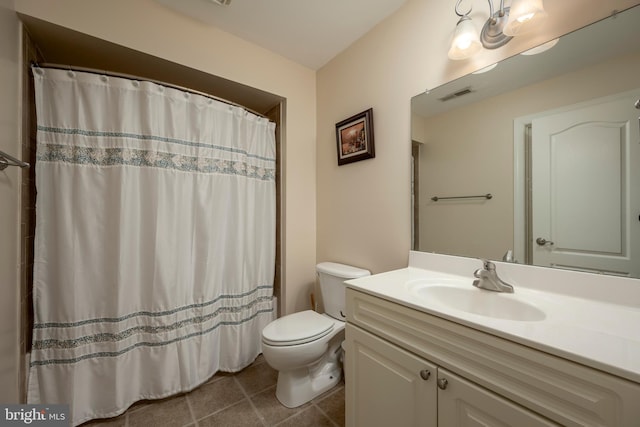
335, 108, 375, 166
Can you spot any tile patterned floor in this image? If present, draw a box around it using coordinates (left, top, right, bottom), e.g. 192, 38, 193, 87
81, 355, 345, 427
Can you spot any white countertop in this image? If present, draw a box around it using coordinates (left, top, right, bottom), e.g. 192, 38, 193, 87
345, 253, 640, 383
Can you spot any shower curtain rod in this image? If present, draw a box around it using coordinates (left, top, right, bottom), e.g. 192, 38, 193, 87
33, 62, 268, 119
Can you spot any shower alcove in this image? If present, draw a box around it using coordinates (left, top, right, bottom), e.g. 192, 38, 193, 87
17, 14, 285, 403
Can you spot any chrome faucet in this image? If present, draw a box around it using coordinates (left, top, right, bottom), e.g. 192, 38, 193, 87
473, 259, 514, 293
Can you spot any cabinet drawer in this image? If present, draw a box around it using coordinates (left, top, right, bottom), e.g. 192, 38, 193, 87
347, 288, 640, 427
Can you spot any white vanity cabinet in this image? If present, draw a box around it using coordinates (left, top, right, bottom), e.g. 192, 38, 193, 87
346, 324, 557, 427
344, 288, 640, 427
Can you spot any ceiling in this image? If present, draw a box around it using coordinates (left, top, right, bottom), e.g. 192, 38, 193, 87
155, 0, 408, 70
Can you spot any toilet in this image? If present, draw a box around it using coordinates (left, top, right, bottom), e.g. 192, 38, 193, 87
261, 262, 370, 408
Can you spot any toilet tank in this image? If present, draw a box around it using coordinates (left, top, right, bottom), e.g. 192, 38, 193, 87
316, 262, 370, 320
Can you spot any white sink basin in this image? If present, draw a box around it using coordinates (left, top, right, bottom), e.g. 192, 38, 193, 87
406, 278, 546, 322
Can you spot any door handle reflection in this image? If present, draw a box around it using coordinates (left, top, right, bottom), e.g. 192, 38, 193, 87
536, 237, 554, 246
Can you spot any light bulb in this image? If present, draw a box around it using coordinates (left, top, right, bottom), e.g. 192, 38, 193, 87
504, 0, 546, 36
457, 36, 472, 50
517, 13, 535, 23
448, 16, 482, 60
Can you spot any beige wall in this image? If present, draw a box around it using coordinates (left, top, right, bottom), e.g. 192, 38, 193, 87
13, 0, 318, 315
416, 53, 640, 261
316, 0, 640, 274
0, 0, 22, 403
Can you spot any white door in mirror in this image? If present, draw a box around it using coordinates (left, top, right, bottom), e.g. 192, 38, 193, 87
531, 89, 640, 277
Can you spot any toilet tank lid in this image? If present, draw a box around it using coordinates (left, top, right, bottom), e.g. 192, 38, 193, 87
316, 262, 370, 279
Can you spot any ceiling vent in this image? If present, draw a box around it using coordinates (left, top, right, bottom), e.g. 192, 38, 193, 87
209, 0, 232, 5
439, 87, 473, 102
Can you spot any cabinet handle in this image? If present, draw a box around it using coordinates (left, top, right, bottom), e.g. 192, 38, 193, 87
437, 378, 448, 390
419, 369, 431, 380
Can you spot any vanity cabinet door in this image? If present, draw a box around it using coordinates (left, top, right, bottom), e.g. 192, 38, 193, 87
345, 324, 437, 427
437, 368, 560, 427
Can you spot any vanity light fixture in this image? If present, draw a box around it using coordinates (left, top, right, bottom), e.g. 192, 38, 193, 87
448, 0, 547, 60
448, 14, 482, 60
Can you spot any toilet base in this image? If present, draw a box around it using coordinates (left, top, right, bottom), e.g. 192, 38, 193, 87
275, 364, 342, 408
274, 340, 343, 408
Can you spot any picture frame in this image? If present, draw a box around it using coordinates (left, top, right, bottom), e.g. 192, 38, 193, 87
335, 108, 375, 166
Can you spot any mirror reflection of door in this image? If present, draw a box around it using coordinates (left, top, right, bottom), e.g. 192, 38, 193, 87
528, 89, 640, 277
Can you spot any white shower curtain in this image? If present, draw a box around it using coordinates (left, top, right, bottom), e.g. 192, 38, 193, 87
28, 67, 276, 425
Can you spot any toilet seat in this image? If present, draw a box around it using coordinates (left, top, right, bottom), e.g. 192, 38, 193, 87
262, 310, 334, 346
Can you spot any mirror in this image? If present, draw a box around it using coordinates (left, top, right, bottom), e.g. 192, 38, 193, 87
411, 5, 640, 278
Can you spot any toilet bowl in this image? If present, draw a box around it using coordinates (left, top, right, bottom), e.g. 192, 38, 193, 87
262, 311, 345, 408
261, 262, 370, 408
